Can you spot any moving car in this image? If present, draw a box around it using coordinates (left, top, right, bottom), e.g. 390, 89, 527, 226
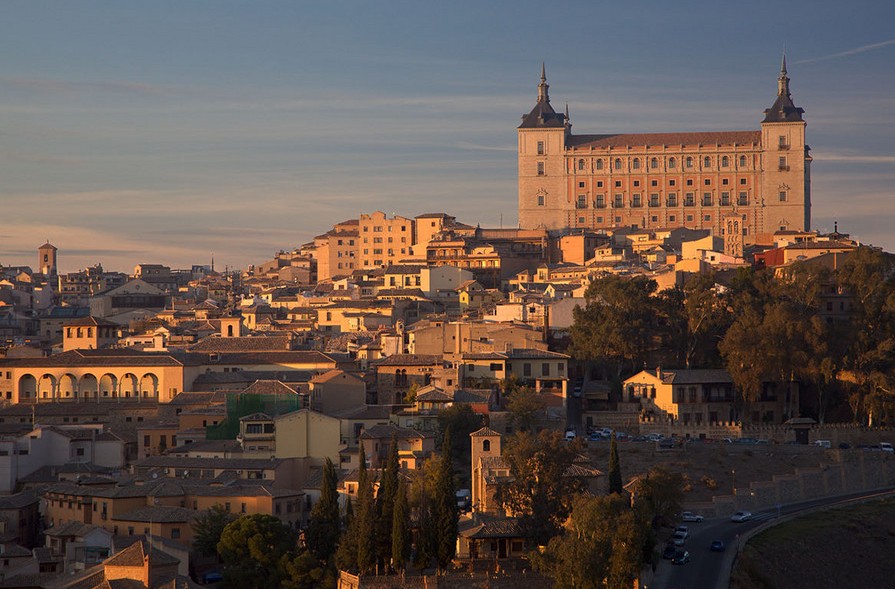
681, 511, 704, 523
671, 550, 690, 565
710, 540, 726, 552
731, 511, 753, 522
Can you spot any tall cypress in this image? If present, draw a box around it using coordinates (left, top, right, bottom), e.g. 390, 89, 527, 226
391, 479, 410, 570
376, 436, 400, 568
608, 434, 623, 494
355, 443, 376, 573
306, 457, 341, 561
434, 428, 458, 571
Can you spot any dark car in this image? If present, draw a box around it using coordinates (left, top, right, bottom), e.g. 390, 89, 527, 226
662, 543, 677, 559
671, 550, 690, 565
710, 540, 725, 552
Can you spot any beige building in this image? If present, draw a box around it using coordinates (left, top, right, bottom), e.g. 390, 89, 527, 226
518, 61, 810, 241
358, 211, 414, 270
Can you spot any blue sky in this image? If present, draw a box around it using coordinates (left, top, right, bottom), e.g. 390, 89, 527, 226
1, 0, 893, 272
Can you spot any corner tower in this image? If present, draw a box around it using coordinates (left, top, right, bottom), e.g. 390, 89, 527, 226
518, 64, 569, 229
760, 56, 811, 233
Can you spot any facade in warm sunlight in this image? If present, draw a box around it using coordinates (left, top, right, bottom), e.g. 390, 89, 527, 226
518, 60, 811, 243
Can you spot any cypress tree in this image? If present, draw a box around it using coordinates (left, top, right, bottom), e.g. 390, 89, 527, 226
391, 479, 410, 570
355, 443, 376, 573
375, 436, 400, 568
306, 458, 340, 561
434, 429, 458, 571
608, 434, 623, 494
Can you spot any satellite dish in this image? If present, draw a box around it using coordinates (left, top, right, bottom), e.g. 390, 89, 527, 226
152, 473, 158, 479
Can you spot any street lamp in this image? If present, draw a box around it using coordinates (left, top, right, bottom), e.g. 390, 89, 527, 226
731, 469, 736, 494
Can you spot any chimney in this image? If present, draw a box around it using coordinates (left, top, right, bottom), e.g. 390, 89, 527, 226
656, 366, 662, 379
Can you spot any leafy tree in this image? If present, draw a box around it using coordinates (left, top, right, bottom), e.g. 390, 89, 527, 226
306, 458, 340, 561
192, 504, 237, 557
391, 479, 410, 570
354, 444, 376, 573
505, 386, 546, 432
278, 550, 335, 589
433, 429, 458, 571
569, 275, 660, 379
498, 430, 584, 545
532, 494, 645, 589
631, 466, 684, 531
607, 435, 623, 495
217, 514, 298, 589
436, 404, 484, 485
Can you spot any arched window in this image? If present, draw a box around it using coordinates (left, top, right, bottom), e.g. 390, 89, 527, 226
739, 155, 747, 167
227, 325, 234, 337
721, 155, 729, 168
614, 158, 622, 170
595, 159, 603, 170
685, 156, 693, 168
668, 157, 676, 169
703, 156, 711, 168
650, 157, 659, 169
577, 159, 586, 171
483, 440, 491, 452
632, 158, 640, 170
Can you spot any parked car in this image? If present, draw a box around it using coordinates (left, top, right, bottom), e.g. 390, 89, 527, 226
814, 439, 831, 449
662, 543, 677, 559
671, 550, 690, 565
672, 531, 687, 546
674, 525, 689, 538
564, 430, 577, 441
710, 540, 725, 552
880, 442, 894, 453
681, 511, 704, 523
588, 432, 603, 442
730, 511, 752, 522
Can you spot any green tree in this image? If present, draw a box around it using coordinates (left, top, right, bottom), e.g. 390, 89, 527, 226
375, 437, 400, 568
391, 479, 410, 570
532, 494, 645, 589
354, 443, 376, 574
505, 386, 546, 432
192, 504, 237, 557
607, 435, 623, 494
631, 466, 684, 531
498, 430, 584, 545
306, 458, 341, 562
217, 514, 298, 589
436, 404, 484, 485
433, 429, 458, 571
278, 550, 335, 589
569, 275, 660, 379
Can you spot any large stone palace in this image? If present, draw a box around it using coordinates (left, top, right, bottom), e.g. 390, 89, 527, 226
517, 60, 810, 245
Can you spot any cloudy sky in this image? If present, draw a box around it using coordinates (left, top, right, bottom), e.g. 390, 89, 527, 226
1, 0, 893, 272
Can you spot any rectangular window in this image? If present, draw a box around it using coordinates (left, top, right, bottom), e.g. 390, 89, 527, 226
615, 180, 622, 188
720, 191, 730, 205
738, 192, 749, 205
778, 156, 788, 170
684, 193, 695, 206
667, 193, 678, 207
577, 195, 587, 209
595, 195, 605, 208
537, 141, 544, 155
537, 195, 544, 206
669, 215, 676, 222
778, 135, 787, 148
541, 363, 550, 377
537, 162, 545, 176
779, 191, 787, 202
596, 216, 603, 223
615, 216, 622, 223
704, 178, 711, 186
578, 181, 585, 188
523, 363, 531, 377
596, 181, 603, 188
686, 214, 694, 222
631, 194, 642, 207
704, 214, 712, 221
613, 194, 624, 208
649, 194, 660, 207
702, 193, 712, 206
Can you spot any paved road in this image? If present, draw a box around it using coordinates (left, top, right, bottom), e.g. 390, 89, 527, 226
649, 487, 895, 589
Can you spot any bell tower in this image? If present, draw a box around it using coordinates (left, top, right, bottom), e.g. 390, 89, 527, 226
38, 242, 58, 277
470, 426, 502, 513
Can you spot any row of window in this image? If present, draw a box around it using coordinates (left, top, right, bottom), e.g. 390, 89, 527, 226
566, 154, 754, 172
578, 177, 751, 189
552, 191, 756, 208
579, 214, 750, 233
366, 236, 407, 244
362, 225, 408, 232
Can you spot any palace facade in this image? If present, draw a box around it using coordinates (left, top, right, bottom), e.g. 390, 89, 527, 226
518, 60, 810, 246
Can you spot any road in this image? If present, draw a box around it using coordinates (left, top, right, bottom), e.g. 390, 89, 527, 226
649, 487, 895, 589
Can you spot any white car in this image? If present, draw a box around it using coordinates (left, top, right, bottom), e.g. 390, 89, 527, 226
681, 511, 704, 523
674, 525, 689, 539
671, 531, 687, 546
730, 511, 753, 522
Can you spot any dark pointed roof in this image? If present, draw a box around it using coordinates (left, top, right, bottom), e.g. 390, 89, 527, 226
763, 55, 804, 123
519, 63, 567, 129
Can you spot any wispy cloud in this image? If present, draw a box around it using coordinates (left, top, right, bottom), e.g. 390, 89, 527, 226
795, 39, 895, 64
811, 152, 895, 164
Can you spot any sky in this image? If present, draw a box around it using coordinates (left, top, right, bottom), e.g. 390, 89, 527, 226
1, 0, 893, 273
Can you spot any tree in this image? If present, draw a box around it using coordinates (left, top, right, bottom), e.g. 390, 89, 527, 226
279, 550, 335, 589
354, 443, 376, 574
436, 404, 484, 485
631, 466, 684, 531
217, 514, 298, 589
498, 430, 585, 545
532, 494, 646, 589
375, 437, 400, 569
391, 479, 410, 570
505, 386, 546, 432
306, 458, 341, 562
607, 435, 623, 494
569, 275, 660, 379
192, 504, 237, 557
433, 429, 458, 571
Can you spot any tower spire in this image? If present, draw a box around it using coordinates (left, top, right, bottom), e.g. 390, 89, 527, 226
537, 62, 550, 103
777, 51, 790, 97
